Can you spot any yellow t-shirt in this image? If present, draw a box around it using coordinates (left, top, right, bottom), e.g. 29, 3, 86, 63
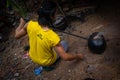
27, 20, 60, 66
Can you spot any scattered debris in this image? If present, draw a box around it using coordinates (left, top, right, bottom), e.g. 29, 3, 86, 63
92, 24, 104, 31
14, 72, 20, 77
86, 65, 95, 74
22, 52, 29, 59
21, 64, 32, 74
34, 67, 43, 76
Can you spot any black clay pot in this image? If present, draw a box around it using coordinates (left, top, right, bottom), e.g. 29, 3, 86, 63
54, 16, 68, 31
88, 32, 106, 54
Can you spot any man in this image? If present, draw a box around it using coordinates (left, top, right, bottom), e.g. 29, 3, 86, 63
15, 0, 84, 69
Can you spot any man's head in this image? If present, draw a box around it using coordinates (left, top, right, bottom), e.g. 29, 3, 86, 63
38, 0, 57, 19
38, 17, 50, 27
38, 0, 57, 27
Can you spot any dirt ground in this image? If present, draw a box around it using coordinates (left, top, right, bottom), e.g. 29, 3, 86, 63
0, 0, 120, 80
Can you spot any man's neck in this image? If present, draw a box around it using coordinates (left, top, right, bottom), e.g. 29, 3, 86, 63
42, 26, 50, 31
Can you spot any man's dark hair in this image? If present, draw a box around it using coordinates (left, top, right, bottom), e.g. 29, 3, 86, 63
41, 0, 56, 17
38, 17, 50, 26
38, 0, 57, 28
38, 0, 56, 17
41, 0, 56, 9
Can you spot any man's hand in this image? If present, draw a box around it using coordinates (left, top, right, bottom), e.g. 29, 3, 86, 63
76, 54, 84, 60
20, 18, 26, 26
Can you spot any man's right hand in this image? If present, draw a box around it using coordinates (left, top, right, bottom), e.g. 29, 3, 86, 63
76, 54, 84, 60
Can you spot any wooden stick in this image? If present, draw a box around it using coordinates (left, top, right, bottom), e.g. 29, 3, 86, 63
55, 0, 66, 17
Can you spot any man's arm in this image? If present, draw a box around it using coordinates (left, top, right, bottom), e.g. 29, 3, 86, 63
54, 43, 84, 61
15, 18, 28, 39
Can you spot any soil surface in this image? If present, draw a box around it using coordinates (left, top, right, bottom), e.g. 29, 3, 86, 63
0, 0, 120, 80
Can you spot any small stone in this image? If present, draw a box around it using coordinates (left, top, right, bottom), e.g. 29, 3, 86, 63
68, 69, 71, 73
54, 74, 57, 76
86, 65, 94, 73
14, 73, 20, 77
